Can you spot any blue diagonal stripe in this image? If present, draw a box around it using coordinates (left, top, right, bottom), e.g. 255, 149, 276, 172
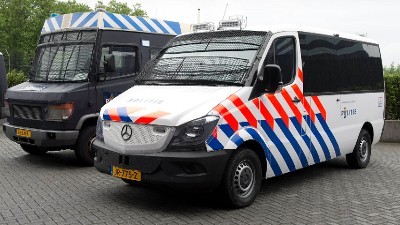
260, 120, 296, 172
290, 117, 320, 164
164, 20, 181, 34
77, 13, 95, 28
121, 14, 143, 31
138, 17, 157, 33
246, 128, 282, 176
305, 115, 332, 160
117, 107, 132, 123
275, 119, 308, 168
219, 124, 235, 138
316, 114, 340, 157
151, 19, 169, 34
55, 16, 63, 28
71, 13, 84, 25
106, 13, 127, 29
231, 133, 244, 146
46, 20, 55, 32
206, 135, 224, 150
103, 109, 111, 121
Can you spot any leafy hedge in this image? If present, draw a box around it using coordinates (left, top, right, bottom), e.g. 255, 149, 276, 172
384, 64, 400, 120
7, 69, 27, 87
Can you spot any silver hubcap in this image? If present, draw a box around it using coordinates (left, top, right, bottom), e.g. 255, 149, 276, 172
359, 138, 369, 162
233, 160, 255, 198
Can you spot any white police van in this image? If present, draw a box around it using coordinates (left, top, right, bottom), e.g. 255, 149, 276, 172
93, 24, 385, 208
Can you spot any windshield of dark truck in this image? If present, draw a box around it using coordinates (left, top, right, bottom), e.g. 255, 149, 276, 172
30, 30, 96, 82
136, 30, 267, 86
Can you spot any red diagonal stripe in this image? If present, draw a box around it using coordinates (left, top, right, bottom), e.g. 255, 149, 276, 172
267, 95, 289, 127
134, 111, 169, 124
292, 84, 315, 122
214, 104, 239, 131
281, 89, 303, 125
228, 95, 258, 128
108, 108, 121, 122
297, 68, 303, 82
312, 96, 327, 121
253, 99, 274, 129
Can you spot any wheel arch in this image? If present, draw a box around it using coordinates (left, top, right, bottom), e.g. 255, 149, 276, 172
362, 122, 374, 143
75, 113, 99, 130
238, 140, 268, 179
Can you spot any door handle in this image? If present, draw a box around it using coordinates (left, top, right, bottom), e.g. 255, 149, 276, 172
292, 96, 301, 103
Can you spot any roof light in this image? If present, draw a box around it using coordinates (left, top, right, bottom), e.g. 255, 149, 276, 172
218, 15, 247, 31
50, 13, 60, 18
191, 22, 215, 33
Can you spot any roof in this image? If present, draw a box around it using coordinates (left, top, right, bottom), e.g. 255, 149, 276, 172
41, 11, 190, 35
247, 24, 378, 44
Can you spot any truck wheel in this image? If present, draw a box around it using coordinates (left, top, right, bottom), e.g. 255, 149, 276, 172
220, 147, 262, 208
20, 144, 47, 155
75, 125, 96, 166
346, 129, 371, 169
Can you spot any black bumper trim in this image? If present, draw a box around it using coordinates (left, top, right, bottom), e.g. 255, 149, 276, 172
93, 139, 233, 190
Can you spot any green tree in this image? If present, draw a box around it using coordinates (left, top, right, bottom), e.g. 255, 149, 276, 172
52, 0, 91, 15
96, 0, 147, 17
384, 64, 400, 120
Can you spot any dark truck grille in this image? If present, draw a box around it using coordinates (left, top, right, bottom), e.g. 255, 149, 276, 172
12, 105, 42, 120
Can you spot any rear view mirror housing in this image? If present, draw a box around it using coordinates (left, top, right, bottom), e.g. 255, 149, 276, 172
104, 54, 115, 73
261, 64, 283, 93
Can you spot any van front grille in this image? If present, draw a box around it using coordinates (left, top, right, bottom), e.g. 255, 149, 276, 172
12, 105, 42, 120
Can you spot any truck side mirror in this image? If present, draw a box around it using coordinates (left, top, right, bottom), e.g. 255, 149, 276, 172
261, 64, 283, 93
104, 54, 115, 73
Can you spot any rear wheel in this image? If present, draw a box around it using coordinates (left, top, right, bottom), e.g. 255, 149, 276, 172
220, 147, 262, 208
20, 144, 48, 155
74, 125, 96, 166
346, 129, 371, 169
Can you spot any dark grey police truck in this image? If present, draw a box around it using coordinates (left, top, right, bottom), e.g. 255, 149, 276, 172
3, 11, 187, 165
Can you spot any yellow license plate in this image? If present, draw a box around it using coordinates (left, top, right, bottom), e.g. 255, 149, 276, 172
16, 129, 31, 138
112, 166, 141, 181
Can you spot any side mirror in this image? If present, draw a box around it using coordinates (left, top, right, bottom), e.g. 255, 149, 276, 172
261, 64, 283, 93
104, 54, 115, 73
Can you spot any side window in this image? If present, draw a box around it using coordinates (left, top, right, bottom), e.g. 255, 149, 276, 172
99, 45, 138, 78
265, 37, 295, 85
300, 34, 338, 94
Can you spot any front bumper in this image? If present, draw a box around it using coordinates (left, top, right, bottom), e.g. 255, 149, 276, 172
93, 139, 232, 190
3, 122, 79, 148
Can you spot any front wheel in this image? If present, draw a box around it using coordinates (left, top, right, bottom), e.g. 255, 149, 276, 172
220, 147, 262, 208
74, 125, 96, 166
346, 129, 371, 169
20, 144, 47, 155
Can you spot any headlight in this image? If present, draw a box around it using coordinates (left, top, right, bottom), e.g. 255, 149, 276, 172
96, 116, 104, 141
3, 99, 10, 117
166, 115, 219, 151
46, 103, 74, 121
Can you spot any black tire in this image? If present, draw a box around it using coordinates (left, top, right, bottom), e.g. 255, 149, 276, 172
20, 144, 47, 155
346, 129, 371, 169
220, 147, 262, 208
121, 179, 143, 187
74, 125, 96, 166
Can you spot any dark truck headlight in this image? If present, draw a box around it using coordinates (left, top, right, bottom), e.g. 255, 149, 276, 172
166, 115, 219, 151
46, 103, 74, 121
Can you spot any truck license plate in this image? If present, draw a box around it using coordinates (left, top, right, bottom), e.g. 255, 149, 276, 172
112, 166, 141, 181
16, 129, 31, 138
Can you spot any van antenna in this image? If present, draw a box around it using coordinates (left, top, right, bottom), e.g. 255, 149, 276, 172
222, 3, 228, 20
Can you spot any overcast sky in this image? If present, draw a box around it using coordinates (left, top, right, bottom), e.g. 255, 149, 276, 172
79, 0, 398, 66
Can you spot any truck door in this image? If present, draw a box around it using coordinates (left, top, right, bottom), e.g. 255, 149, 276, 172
300, 33, 341, 163
96, 44, 138, 110
259, 34, 310, 172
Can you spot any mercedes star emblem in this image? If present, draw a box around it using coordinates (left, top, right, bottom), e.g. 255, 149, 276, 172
121, 124, 133, 141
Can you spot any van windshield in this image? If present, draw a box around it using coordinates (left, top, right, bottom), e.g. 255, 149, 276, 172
136, 30, 267, 86
29, 30, 96, 82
